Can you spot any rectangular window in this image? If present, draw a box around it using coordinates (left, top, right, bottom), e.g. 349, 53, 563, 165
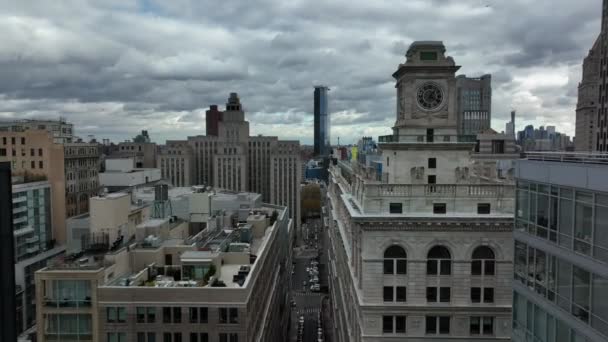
21, 137, 25, 145
438, 316, 450, 334
383, 316, 393, 333
108, 333, 127, 342
39, 160, 43, 169
137, 307, 146, 323
173, 333, 181, 342
147, 308, 156, 323
396, 286, 406, 302
483, 316, 494, 335
189, 307, 198, 323
219, 308, 228, 324
384, 259, 394, 274
477, 203, 491, 214
2, 137, 5, 145
200, 307, 208, 323
173, 307, 181, 323
39, 148, 43, 156
138, 332, 146, 342
395, 316, 406, 333
483, 288, 494, 303
491, 140, 505, 153
389, 203, 403, 214
11, 137, 15, 145
384, 286, 394, 302
163, 307, 171, 323
164, 333, 171, 342
440, 287, 451, 302
428, 158, 436, 169
471, 287, 481, 303
31, 160, 35, 169
190, 333, 198, 342
107, 307, 117, 323
428, 175, 436, 184
420, 51, 438, 60
30, 148, 34, 156
229, 308, 238, 323
433, 203, 446, 214
0, 148, 5, 156
427, 287, 437, 302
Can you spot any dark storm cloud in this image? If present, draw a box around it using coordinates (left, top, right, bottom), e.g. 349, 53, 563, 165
0, 0, 601, 143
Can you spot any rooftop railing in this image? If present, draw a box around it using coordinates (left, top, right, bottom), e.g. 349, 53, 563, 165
378, 134, 477, 143
524, 152, 608, 165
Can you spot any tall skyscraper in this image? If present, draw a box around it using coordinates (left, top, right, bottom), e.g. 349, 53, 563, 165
314, 85, 330, 156
456, 74, 492, 135
327, 41, 514, 341
597, 0, 608, 151
506, 110, 516, 138
512, 152, 608, 342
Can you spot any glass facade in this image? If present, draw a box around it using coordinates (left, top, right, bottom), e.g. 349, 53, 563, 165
515, 180, 608, 263
514, 179, 608, 342
12, 182, 53, 262
314, 86, 330, 156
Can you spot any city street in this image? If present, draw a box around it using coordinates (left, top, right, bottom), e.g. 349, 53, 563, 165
289, 216, 329, 342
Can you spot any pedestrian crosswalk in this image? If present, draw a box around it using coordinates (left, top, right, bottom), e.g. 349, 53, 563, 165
292, 291, 323, 297
296, 307, 320, 315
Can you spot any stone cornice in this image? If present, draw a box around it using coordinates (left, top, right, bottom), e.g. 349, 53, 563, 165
378, 142, 476, 151
355, 219, 513, 232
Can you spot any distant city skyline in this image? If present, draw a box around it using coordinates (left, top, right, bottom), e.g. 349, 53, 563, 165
0, 1, 599, 145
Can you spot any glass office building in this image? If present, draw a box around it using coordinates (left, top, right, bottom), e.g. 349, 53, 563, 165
314, 85, 330, 156
513, 153, 608, 342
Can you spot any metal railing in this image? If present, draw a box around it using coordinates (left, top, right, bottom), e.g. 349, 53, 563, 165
378, 134, 477, 143
525, 152, 608, 165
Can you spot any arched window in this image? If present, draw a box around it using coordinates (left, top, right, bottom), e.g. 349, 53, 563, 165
427, 246, 451, 275
383, 245, 407, 275
472, 246, 495, 275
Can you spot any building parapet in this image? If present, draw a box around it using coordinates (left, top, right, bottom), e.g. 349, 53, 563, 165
524, 151, 608, 165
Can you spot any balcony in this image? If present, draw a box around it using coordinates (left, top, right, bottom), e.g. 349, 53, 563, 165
12, 206, 27, 214
379, 134, 477, 143
14, 215, 28, 224
44, 298, 92, 308
363, 183, 514, 198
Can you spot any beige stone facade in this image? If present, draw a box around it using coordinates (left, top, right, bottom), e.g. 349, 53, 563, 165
327, 42, 514, 342
0, 130, 67, 243
113, 142, 158, 168
158, 140, 194, 187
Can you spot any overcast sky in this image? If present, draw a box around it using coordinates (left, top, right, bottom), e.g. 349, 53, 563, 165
0, 0, 601, 144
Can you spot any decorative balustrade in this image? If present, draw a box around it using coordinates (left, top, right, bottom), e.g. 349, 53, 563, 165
378, 134, 477, 143
364, 183, 513, 198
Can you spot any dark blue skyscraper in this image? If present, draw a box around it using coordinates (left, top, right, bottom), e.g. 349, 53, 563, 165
314, 85, 330, 156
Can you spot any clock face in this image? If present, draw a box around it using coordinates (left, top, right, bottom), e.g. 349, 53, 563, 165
416, 82, 444, 111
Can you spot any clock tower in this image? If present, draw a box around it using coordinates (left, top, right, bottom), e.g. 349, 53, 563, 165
392, 41, 461, 140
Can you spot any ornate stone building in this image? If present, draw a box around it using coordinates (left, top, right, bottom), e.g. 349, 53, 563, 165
162, 93, 301, 228
575, 37, 601, 151
327, 41, 514, 341
64, 141, 101, 217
